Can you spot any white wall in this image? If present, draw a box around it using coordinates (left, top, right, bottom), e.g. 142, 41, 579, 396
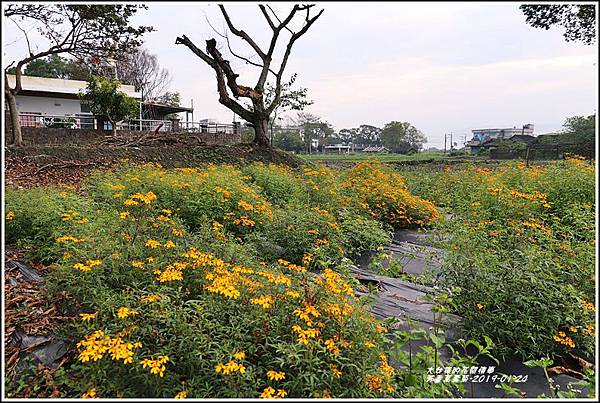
15, 95, 90, 116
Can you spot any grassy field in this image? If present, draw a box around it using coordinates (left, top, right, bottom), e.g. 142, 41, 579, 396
301, 151, 471, 162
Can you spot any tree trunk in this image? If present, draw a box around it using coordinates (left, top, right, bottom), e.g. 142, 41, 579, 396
110, 119, 117, 136
253, 118, 271, 147
6, 90, 22, 146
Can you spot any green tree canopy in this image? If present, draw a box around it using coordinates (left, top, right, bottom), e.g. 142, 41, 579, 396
80, 76, 139, 135
273, 129, 305, 153
7, 55, 92, 80
380, 121, 427, 154
562, 114, 595, 143
520, 4, 596, 45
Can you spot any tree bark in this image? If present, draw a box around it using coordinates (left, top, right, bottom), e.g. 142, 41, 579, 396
110, 119, 117, 136
5, 89, 22, 147
253, 118, 270, 147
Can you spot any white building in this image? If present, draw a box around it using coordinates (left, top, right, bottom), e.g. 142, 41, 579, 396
7, 74, 140, 129
6, 74, 206, 133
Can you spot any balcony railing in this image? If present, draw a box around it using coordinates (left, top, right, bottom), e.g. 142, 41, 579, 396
117, 119, 172, 132
180, 121, 239, 134
17, 113, 241, 135
18, 113, 96, 129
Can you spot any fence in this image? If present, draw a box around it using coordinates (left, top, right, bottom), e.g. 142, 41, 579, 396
117, 119, 172, 132
18, 113, 240, 135
490, 141, 595, 162
525, 142, 595, 163
18, 113, 96, 129
180, 121, 239, 134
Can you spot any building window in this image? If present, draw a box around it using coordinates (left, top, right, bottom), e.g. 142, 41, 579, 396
103, 121, 113, 131
80, 102, 91, 113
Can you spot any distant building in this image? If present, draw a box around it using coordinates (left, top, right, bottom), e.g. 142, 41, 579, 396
467, 124, 534, 153
361, 146, 390, 153
324, 144, 352, 154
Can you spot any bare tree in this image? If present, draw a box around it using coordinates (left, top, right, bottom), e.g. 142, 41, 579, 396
4, 4, 152, 146
115, 48, 172, 101
176, 4, 324, 147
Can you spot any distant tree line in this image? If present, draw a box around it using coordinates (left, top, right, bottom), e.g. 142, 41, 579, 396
267, 114, 427, 154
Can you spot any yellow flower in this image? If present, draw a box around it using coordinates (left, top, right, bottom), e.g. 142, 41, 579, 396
251, 295, 274, 309
117, 307, 139, 319
233, 351, 246, 360
80, 312, 98, 321
285, 290, 301, 298
476, 303, 484, 310
145, 239, 161, 248
364, 340, 375, 349
215, 360, 246, 375
123, 199, 139, 206
119, 211, 130, 219
6, 211, 15, 220
331, 364, 342, 378
56, 235, 85, 243
141, 355, 169, 377
141, 294, 161, 303
74, 263, 91, 272
131, 261, 145, 268
164, 240, 176, 248
81, 388, 97, 398
325, 338, 340, 355
266, 370, 286, 381
260, 387, 285, 399
86, 259, 102, 268
174, 391, 187, 399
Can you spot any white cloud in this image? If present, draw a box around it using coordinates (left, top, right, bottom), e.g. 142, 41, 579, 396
2, 2, 597, 147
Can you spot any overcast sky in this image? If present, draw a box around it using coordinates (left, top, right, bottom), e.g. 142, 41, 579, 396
3, 2, 598, 147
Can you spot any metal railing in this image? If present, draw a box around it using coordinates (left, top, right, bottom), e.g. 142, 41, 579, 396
117, 119, 172, 132
18, 113, 96, 129
18, 113, 241, 135
180, 121, 239, 134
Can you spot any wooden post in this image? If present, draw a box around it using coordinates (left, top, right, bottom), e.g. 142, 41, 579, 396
525, 145, 530, 167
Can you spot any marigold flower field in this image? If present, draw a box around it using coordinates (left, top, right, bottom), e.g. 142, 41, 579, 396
4, 157, 596, 398
399, 156, 596, 361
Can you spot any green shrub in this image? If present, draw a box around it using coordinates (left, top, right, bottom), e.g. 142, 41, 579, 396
404, 159, 596, 359
5, 187, 97, 262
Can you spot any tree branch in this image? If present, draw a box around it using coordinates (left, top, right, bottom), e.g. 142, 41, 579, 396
259, 5, 276, 30
219, 4, 266, 60
175, 35, 254, 122
268, 7, 324, 114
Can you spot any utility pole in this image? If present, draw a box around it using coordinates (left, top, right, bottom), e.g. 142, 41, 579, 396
450, 132, 453, 151
444, 133, 447, 153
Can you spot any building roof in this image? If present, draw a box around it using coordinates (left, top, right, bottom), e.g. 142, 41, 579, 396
143, 102, 193, 116
362, 146, 390, 152
7, 74, 140, 99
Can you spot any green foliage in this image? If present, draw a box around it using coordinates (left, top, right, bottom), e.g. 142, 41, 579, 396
380, 121, 427, 154
10, 55, 86, 80
337, 212, 391, 258
562, 114, 595, 144
520, 4, 596, 44
273, 129, 305, 153
4, 187, 96, 263
4, 161, 454, 399
80, 76, 139, 129
400, 159, 596, 360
